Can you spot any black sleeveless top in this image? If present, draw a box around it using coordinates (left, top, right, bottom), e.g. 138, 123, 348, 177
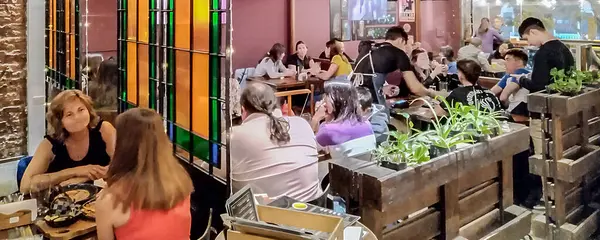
45, 120, 111, 173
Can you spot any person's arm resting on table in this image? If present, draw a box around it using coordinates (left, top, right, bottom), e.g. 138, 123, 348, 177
500, 80, 521, 103
20, 140, 107, 193
317, 55, 342, 80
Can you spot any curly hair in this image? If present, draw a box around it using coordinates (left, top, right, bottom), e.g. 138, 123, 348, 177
47, 89, 99, 141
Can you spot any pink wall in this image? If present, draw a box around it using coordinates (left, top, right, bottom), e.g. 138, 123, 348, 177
232, 0, 289, 70
418, 0, 462, 54
231, 0, 463, 69
81, 0, 118, 59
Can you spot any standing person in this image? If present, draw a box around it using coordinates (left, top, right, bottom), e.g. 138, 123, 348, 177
515, 17, 575, 208
353, 26, 438, 106
96, 108, 193, 240
516, 17, 575, 155
475, 18, 505, 54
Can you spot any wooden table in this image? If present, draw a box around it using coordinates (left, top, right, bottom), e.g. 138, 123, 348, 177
247, 76, 324, 114
215, 221, 378, 240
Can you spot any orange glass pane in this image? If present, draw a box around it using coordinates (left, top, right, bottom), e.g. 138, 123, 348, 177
138, 0, 149, 42
191, 53, 209, 138
138, 44, 149, 107
192, 0, 209, 51
127, 0, 137, 40
65, 0, 70, 33
126, 42, 137, 104
70, 35, 75, 79
175, 51, 191, 129
174, 0, 191, 49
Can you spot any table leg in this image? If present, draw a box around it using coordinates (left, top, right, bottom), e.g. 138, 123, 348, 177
310, 84, 315, 115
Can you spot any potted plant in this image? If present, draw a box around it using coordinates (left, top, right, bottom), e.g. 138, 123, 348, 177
548, 68, 583, 96
373, 131, 431, 171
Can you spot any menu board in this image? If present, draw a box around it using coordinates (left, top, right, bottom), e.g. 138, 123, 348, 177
225, 186, 258, 221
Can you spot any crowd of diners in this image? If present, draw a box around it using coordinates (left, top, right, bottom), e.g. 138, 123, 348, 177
17, 16, 574, 239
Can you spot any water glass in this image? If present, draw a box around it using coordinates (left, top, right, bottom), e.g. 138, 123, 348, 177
29, 175, 51, 217
439, 81, 449, 91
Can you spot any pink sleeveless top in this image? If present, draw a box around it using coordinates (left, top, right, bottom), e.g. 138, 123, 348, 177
114, 197, 191, 240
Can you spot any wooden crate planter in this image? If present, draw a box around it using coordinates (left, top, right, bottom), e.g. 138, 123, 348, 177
329, 123, 530, 240
528, 88, 600, 240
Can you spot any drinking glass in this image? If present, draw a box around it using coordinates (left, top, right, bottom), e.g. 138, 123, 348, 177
439, 81, 449, 92
29, 175, 51, 217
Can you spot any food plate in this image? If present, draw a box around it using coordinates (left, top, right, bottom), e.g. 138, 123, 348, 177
81, 199, 96, 220
50, 183, 100, 205
44, 196, 81, 228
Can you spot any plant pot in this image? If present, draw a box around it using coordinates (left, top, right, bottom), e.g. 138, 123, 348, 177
429, 146, 456, 158
380, 161, 407, 171
584, 83, 600, 89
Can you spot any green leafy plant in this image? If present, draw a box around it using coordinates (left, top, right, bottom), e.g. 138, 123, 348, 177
548, 68, 583, 95
373, 131, 430, 167
412, 97, 474, 149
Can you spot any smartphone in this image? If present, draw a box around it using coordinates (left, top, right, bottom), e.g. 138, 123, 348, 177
392, 99, 409, 109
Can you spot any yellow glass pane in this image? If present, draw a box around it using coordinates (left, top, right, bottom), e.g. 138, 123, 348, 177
138, 44, 149, 107
193, 0, 209, 51
126, 42, 137, 104
174, 0, 190, 49
175, 51, 190, 129
191, 53, 209, 138
65, 0, 69, 33
127, 0, 137, 40
138, 0, 149, 42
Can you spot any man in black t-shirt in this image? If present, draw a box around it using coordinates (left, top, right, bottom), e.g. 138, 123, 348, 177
516, 18, 575, 93
354, 26, 436, 105
435, 59, 502, 115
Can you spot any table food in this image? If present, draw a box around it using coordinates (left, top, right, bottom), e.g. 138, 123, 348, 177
57, 190, 90, 203
82, 200, 96, 219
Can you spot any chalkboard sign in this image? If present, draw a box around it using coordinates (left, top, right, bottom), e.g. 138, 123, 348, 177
225, 185, 258, 221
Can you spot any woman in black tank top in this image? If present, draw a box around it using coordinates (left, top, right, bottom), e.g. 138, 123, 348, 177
20, 90, 116, 193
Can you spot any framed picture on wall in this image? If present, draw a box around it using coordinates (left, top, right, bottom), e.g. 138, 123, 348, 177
330, 0, 399, 41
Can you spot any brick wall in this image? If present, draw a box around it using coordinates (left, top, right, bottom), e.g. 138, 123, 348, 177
0, 0, 27, 159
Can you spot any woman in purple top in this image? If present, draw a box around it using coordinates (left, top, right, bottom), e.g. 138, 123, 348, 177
475, 18, 505, 54
310, 82, 374, 147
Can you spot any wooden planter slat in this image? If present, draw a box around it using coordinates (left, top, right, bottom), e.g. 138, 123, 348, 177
528, 88, 600, 116
328, 158, 374, 201
330, 123, 530, 240
383, 209, 441, 240
532, 207, 599, 240
556, 145, 600, 182
458, 206, 532, 240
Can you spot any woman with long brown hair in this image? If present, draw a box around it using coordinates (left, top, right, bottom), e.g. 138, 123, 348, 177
96, 108, 193, 240
317, 41, 352, 81
253, 43, 295, 78
20, 90, 115, 193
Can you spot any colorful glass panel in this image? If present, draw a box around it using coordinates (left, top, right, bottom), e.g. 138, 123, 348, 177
126, 42, 137, 104
138, 44, 149, 107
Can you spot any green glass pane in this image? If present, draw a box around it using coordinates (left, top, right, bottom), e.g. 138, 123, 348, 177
167, 84, 174, 121
210, 99, 219, 142
174, 125, 210, 163
149, 45, 156, 109
209, 56, 219, 97
211, 0, 219, 10
210, 12, 219, 53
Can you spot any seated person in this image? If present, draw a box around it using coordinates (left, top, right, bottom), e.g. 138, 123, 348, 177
285, 41, 316, 72
488, 43, 510, 62
229, 82, 322, 202
317, 41, 353, 81
96, 108, 193, 240
457, 37, 493, 72
490, 49, 531, 118
20, 90, 116, 193
435, 59, 502, 115
89, 58, 118, 110
319, 38, 354, 62
253, 43, 295, 78
357, 87, 389, 145
440, 45, 458, 75
311, 82, 375, 157
411, 48, 449, 88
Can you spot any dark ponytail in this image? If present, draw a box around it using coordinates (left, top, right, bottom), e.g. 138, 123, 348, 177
241, 82, 291, 145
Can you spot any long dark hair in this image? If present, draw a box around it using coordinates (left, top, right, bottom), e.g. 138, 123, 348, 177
263, 43, 286, 63
329, 42, 346, 61
324, 83, 362, 123
477, 17, 490, 36
241, 82, 291, 144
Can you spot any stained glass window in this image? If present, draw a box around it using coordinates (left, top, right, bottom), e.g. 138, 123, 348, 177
118, 0, 226, 168
45, 0, 80, 100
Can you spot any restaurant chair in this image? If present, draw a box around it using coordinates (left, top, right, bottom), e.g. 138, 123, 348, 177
16, 156, 33, 189
198, 208, 215, 240
308, 173, 331, 208
275, 89, 313, 115
234, 67, 255, 89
